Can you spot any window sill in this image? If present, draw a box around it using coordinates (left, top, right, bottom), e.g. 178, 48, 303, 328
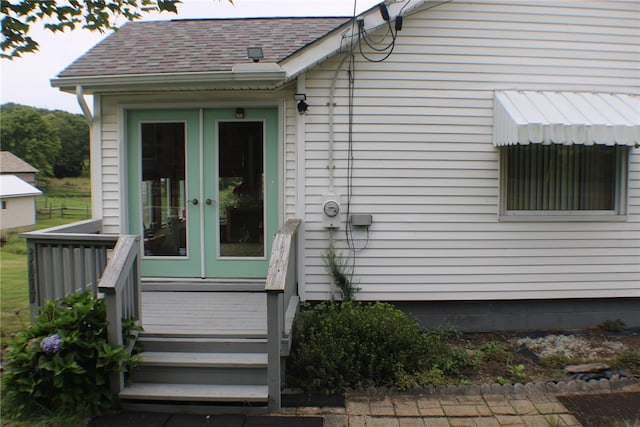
499, 212, 628, 222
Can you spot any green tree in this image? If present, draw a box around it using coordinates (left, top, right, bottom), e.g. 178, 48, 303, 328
44, 110, 89, 177
1, 0, 181, 59
0, 104, 61, 177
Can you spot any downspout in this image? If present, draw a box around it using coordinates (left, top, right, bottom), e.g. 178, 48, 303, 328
328, 54, 350, 192
76, 85, 93, 124
75, 85, 102, 220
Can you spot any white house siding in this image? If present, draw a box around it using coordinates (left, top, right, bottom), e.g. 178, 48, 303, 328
301, 1, 640, 301
283, 98, 298, 220
97, 89, 298, 235
0, 196, 37, 232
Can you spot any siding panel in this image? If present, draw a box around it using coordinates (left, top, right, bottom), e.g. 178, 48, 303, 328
302, 1, 640, 300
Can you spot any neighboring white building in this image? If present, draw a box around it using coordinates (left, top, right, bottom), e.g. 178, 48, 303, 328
0, 175, 42, 233
50, 1, 639, 330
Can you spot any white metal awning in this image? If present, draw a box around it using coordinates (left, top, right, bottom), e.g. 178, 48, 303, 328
493, 91, 639, 147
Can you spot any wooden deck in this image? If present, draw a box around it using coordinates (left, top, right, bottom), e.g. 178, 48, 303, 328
140, 291, 267, 337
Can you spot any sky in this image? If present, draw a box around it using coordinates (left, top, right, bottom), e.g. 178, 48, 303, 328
1, 0, 381, 115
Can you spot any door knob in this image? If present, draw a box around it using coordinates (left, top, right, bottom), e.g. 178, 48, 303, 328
205, 199, 214, 205
188, 198, 199, 205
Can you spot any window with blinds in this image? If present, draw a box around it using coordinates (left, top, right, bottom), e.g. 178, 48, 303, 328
501, 144, 628, 217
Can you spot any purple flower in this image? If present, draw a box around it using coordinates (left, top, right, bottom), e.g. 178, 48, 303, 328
40, 333, 62, 353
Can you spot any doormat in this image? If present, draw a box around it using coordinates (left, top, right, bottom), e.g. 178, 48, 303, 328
557, 392, 640, 427
89, 412, 324, 427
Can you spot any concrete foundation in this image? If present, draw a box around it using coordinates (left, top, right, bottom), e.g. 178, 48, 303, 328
393, 298, 640, 332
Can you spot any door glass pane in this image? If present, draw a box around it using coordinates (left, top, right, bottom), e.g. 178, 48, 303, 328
141, 123, 187, 257
218, 122, 264, 257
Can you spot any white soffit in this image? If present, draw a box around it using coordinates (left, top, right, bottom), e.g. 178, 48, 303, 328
493, 91, 639, 147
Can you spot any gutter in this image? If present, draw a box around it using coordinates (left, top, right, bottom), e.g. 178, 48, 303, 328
52, 64, 286, 94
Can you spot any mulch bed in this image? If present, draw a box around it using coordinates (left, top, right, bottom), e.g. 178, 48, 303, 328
282, 393, 345, 408
557, 392, 640, 427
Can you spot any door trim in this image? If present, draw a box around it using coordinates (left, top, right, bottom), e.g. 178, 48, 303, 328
198, 108, 206, 278
119, 98, 285, 231
123, 102, 283, 279
202, 107, 279, 278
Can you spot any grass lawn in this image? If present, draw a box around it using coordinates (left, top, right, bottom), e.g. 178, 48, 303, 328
0, 247, 30, 345
0, 176, 91, 347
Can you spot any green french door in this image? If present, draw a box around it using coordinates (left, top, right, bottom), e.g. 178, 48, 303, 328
127, 108, 278, 278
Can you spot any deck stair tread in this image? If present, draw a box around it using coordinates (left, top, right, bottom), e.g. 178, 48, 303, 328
137, 336, 268, 345
139, 335, 267, 341
137, 335, 268, 353
140, 351, 267, 368
120, 289, 298, 408
119, 383, 268, 402
140, 330, 268, 338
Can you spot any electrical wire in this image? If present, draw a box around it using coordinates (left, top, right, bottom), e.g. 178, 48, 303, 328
345, 7, 370, 258
344, 1, 357, 285
361, 20, 396, 52
356, 3, 399, 63
398, 0, 412, 16
359, 30, 396, 63
342, 0, 416, 286
340, 0, 449, 284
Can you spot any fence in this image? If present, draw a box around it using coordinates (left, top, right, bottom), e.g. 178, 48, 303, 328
37, 205, 91, 220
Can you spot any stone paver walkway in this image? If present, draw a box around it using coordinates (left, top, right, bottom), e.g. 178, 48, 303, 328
280, 380, 640, 427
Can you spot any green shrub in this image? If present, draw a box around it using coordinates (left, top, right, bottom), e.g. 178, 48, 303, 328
395, 368, 449, 390
507, 363, 529, 382
479, 341, 510, 363
322, 244, 359, 301
539, 354, 573, 369
598, 319, 626, 333
2, 292, 137, 423
615, 349, 640, 370
286, 302, 469, 393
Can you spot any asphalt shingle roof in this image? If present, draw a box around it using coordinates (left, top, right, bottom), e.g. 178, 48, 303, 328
0, 151, 38, 173
58, 17, 350, 78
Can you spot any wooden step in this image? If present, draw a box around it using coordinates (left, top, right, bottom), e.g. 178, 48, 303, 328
140, 352, 267, 368
141, 279, 265, 292
131, 351, 268, 385
119, 383, 268, 403
138, 335, 267, 353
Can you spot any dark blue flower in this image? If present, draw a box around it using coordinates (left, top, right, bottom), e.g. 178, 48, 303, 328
40, 333, 62, 353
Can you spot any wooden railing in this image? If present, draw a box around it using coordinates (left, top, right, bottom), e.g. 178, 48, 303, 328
22, 219, 118, 318
98, 234, 142, 398
22, 220, 142, 400
265, 218, 301, 412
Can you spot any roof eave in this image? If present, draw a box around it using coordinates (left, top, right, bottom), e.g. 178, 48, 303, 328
281, 0, 438, 81
2, 191, 42, 198
51, 65, 287, 94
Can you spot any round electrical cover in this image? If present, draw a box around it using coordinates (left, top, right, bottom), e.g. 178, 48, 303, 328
323, 200, 339, 217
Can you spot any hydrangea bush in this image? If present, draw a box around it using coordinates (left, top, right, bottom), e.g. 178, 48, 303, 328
2, 292, 137, 422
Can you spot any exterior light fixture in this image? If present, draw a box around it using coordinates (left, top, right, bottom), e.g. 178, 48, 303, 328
294, 93, 308, 115
247, 46, 264, 63
236, 108, 245, 119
